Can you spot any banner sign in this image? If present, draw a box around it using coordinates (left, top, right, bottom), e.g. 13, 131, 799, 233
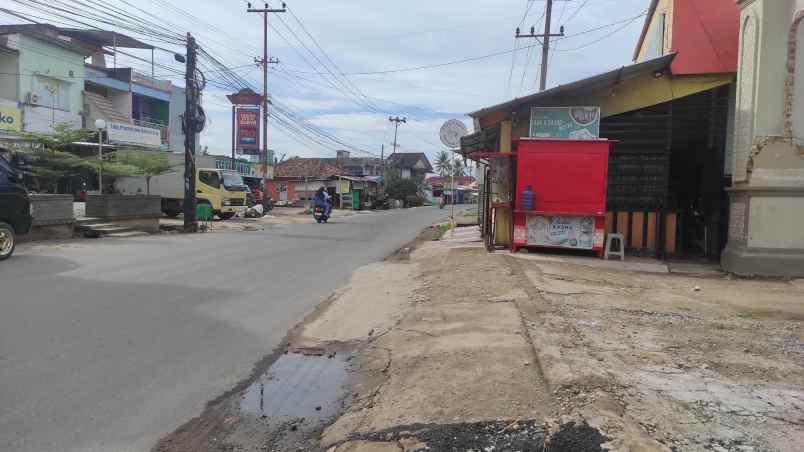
529, 106, 600, 139
236, 108, 260, 155
107, 121, 161, 148
0, 105, 22, 132
526, 215, 597, 249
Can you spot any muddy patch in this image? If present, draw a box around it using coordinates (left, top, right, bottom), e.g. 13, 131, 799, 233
153, 347, 356, 452
339, 420, 609, 451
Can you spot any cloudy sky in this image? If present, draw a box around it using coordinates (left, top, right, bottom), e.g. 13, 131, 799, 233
5, 0, 651, 162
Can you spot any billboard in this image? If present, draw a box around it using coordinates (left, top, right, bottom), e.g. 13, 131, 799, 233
0, 103, 21, 132
236, 108, 260, 155
529, 106, 600, 139
107, 121, 161, 148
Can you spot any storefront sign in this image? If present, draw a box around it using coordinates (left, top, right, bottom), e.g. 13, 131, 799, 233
215, 157, 273, 179
526, 215, 596, 249
107, 121, 161, 148
236, 108, 260, 155
529, 106, 600, 139
0, 105, 22, 132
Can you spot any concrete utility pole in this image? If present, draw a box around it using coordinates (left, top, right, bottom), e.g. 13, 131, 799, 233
389, 116, 406, 154
247, 2, 285, 205
183, 33, 198, 232
515, 0, 565, 91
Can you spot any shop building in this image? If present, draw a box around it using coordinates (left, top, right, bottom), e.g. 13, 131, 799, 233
463, 0, 741, 261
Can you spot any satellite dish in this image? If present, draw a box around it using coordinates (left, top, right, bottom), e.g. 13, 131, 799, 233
439, 119, 468, 149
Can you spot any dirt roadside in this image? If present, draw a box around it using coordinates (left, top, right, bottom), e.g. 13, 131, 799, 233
153, 221, 803, 451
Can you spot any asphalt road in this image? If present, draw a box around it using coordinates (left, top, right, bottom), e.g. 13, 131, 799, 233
0, 207, 449, 452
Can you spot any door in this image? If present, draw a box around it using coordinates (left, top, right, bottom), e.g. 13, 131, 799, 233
278, 183, 288, 203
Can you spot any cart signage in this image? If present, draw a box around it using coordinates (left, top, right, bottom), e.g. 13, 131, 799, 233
529, 106, 600, 139
526, 215, 596, 249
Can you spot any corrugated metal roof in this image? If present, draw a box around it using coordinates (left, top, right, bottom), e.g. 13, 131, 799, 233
468, 53, 675, 118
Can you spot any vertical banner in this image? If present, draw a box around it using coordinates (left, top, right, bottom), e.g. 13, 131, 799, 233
236, 107, 261, 155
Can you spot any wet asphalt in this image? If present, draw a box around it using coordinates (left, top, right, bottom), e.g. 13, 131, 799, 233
0, 207, 448, 452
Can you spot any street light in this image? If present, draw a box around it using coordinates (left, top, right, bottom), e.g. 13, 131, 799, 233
94, 119, 106, 194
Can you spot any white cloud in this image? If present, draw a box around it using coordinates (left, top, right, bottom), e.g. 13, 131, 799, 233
102, 0, 651, 159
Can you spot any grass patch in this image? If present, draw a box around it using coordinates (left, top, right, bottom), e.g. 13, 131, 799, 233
432, 223, 452, 241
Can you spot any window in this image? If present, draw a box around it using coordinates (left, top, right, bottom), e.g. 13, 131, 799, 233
31, 75, 70, 111
199, 171, 220, 189
221, 171, 245, 190
401, 168, 412, 179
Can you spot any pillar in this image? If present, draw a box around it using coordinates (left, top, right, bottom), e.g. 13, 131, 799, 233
722, 0, 804, 276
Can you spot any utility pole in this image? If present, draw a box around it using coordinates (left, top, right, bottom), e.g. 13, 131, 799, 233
389, 116, 406, 154
247, 2, 285, 206
515, 0, 565, 91
380, 143, 384, 191
183, 33, 198, 232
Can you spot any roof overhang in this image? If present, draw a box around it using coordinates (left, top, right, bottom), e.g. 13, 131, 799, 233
468, 53, 676, 119
58, 29, 154, 50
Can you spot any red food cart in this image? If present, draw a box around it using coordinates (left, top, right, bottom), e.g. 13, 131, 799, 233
512, 138, 615, 257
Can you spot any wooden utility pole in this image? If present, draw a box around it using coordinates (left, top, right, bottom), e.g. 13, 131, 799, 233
515, 0, 565, 91
247, 2, 285, 205
183, 33, 198, 232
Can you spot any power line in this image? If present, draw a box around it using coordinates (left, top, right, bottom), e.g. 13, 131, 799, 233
554, 12, 645, 52
562, 0, 592, 26
279, 13, 645, 77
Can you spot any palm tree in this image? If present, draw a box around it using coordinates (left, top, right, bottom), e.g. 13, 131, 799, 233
434, 150, 452, 176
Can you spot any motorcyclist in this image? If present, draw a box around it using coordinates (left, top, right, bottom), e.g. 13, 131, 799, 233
313, 186, 332, 217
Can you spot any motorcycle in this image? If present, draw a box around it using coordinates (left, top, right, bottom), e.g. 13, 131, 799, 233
313, 205, 329, 223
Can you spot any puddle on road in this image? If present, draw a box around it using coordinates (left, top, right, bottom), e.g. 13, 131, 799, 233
239, 351, 350, 421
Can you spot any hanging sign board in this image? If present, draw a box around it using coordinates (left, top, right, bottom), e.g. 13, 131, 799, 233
529, 106, 600, 139
236, 107, 260, 155
525, 215, 600, 249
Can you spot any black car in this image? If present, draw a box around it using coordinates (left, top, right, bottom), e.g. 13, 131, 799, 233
0, 155, 32, 260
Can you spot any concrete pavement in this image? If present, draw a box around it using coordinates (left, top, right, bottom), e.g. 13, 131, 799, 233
0, 207, 448, 452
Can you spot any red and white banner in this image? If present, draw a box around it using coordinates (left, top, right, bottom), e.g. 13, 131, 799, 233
236, 108, 260, 155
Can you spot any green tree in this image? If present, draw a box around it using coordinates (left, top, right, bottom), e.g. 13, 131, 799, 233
452, 158, 466, 177
385, 177, 419, 200
434, 150, 452, 176
115, 149, 173, 194
15, 124, 95, 192
13, 124, 149, 193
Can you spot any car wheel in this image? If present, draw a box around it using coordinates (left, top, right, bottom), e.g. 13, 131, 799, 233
164, 210, 180, 218
218, 212, 236, 220
0, 222, 16, 261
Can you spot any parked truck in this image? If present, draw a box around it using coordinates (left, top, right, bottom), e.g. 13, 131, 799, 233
115, 153, 248, 220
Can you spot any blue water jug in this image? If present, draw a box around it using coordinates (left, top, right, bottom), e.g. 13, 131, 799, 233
521, 185, 535, 210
